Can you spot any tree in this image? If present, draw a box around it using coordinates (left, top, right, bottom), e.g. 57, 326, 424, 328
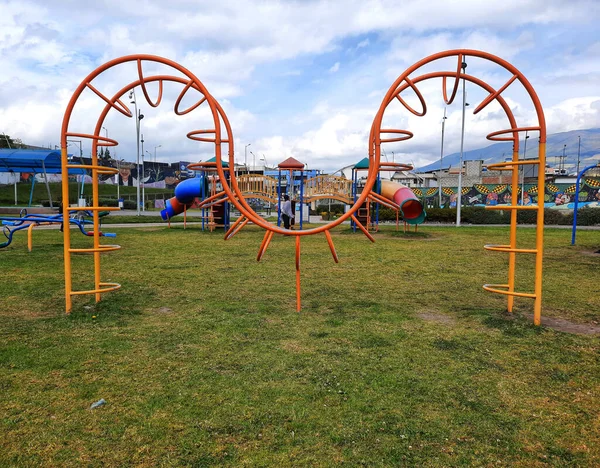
0, 133, 16, 149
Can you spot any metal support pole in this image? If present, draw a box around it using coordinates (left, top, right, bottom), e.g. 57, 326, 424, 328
277, 169, 282, 227
300, 169, 304, 229
577, 136, 581, 175
571, 164, 598, 245
41, 160, 53, 208
521, 131, 529, 204
141, 135, 145, 212
28, 177, 36, 207
456, 60, 467, 226
439, 107, 446, 207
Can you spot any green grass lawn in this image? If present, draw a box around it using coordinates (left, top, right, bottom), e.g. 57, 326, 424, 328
1, 225, 599, 466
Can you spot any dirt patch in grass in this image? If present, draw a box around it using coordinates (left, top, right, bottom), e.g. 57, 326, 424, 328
581, 249, 600, 257
417, 312, 456, 325
525, 314, 600, 335
389, 231, 436, 240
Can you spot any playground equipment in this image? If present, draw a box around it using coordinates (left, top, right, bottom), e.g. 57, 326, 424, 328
59, 50, 546, 325
351, 158, 424, 232
363, 49, 546, 325
571, 162, 600, 245
0, 149, 85, 207
161, 158, 231, 231
1, 209, 115, 251
60, 54, 233, 312
277, 157, 306, 229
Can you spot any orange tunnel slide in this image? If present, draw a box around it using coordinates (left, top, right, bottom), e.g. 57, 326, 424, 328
379, 180, 426, 224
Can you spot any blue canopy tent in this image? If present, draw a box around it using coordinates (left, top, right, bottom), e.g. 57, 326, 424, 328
0, 149, 84, 208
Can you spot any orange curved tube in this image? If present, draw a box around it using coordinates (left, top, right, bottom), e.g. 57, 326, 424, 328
324, 230, 339, 263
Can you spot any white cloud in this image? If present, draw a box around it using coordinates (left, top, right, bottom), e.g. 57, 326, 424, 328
0, 0, 599, 170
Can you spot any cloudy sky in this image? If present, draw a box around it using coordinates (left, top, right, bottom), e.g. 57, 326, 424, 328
1, 0, 599, 172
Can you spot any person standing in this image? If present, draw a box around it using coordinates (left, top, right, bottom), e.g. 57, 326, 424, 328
281, 194, 294, 229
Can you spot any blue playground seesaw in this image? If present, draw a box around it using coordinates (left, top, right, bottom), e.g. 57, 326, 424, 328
1, 208, 116, 250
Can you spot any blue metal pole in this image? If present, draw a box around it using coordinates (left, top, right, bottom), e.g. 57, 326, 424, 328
28, 177, 36, 207
300, 169, 304, 230
201, 172, 205, 231
571, 164, 597, 245
352, 167, 357, 232
277, 169, 282, 227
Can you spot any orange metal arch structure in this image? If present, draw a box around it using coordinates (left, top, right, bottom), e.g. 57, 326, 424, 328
369, 49, 546, 325
60, 55, 233, 313
60, 50, 546, 324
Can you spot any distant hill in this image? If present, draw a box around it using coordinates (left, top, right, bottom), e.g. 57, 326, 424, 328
418, 128, 600, 174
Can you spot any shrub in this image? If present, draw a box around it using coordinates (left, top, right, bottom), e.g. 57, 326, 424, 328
576, 207, 600, 226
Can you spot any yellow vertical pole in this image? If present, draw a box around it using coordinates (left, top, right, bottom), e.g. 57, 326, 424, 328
507, 147, 520, 313
61, 145, 73, 313
27, 223, 35, 252
92, 148, 101, 303
533, 142, 546, 325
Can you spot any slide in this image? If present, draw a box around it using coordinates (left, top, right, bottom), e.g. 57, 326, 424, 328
379, 180, 426, 225
161, 176, 203, 220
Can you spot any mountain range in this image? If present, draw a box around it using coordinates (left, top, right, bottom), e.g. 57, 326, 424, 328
417, 128, 600, 174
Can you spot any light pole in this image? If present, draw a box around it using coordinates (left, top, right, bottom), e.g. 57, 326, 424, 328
154, 145, 161, 165
244, 143, 251, 171
456, 60, 467, 227
141, 150, 146, 211
439, 107, 447, 207
101, 126, 108, 160
129, 90, 144, 215
521, 131, 529, 204
577, 135, 581, 175
67, 139, 84, 199
250, 150, 257, 171
382, 148, 389, 162
145, 149, 153, 197
141, 134, 145, 211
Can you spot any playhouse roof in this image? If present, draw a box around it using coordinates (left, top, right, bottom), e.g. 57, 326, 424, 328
354, 157, 370, 169
0, 149, 84, 174
278, 157, 305, 169
203, 156, 229, 167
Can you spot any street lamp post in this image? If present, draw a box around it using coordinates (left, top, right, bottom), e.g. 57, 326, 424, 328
250, 150, 257, 171
67, 139, 84, 199
439, 107, 447, 207
101, 127, 109, 203
577, 135, 581, 175
154, 145, 161, 165
129, 90, 144, 215
456, 60, 467, 227
141, 134, 145, 211
521, 131, 529, 204
244, 143, 251, 171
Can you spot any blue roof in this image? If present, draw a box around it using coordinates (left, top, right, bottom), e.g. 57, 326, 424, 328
0, 149, 84, 174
